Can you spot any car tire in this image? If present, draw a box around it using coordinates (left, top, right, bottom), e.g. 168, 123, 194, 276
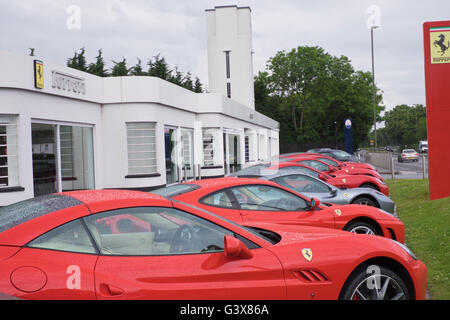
340, 264, 411, 300
351, 196, 377, 208
343, 221, 380, 236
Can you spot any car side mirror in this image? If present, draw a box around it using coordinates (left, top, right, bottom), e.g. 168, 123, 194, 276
309, 197, 320, 210
318, 173, 328, 181
224, 235, 253, 259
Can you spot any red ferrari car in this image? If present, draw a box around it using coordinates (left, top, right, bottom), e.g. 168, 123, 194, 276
280, 153, 377, 171
238, 162, 389, 196
286, 158, 384, 181
0, 190, 426, 300
160, 177, 403, 243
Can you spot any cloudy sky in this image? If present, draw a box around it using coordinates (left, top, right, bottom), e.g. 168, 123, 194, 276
1, 0, 449, 112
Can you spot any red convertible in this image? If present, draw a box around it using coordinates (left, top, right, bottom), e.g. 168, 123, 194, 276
0, 190, 426, 300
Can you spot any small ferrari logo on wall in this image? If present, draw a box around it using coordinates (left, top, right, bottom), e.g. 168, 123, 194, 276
301, 248, 313, 262
34, 59, 44, 89
430, 27, 450, 64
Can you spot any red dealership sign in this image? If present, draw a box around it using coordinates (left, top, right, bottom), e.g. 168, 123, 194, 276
423, 21, 450, 200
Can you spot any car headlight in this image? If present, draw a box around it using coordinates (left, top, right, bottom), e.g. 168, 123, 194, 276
393, 241, 417, 260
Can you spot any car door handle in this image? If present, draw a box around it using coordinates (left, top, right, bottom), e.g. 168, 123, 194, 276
99, 283, 124, 297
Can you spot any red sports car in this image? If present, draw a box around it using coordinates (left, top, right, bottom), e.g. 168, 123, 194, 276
287, 158, 384, 181
0, 190, 426, 300
237, 162, 389, 196
160, 177, 403, 242
280, 153, 377, 171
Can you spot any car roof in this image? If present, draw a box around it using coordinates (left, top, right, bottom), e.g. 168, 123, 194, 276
0, 190, 172, 246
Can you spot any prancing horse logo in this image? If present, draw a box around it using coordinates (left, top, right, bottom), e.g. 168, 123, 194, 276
434, 33, 450, 56
301, 248, 313, 262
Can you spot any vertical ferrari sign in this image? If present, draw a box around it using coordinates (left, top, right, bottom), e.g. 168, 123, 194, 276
423, 21, 450, 200
34, 59, 44, 89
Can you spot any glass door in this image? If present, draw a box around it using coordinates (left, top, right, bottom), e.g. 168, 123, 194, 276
32, 123, 58, 196
164, 126, 178, 185
223, 130, 241, 175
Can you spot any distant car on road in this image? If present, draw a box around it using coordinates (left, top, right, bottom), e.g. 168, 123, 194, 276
419, 141, 428, 154
398, 149, 419, 162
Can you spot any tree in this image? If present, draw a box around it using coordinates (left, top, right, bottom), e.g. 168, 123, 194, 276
111, 58, 130, 76
383, 104, 427, 147
129, 58, 147, 76
87, 49, 108, 77
256, 45, 383, 148
67, 47, 87, 72
147, 54, 171, 80
193, 77, 203, 93
182, 72, 193, 91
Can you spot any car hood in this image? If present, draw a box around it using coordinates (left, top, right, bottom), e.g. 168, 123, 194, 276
321, 203, 396, 220
242, 222, 348, 245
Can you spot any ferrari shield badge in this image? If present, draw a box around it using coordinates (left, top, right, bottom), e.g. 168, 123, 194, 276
301, 248, 313, 262
335, 209, 342, 216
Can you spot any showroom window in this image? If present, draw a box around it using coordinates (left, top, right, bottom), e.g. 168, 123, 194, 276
31, 122, 95, 197
126, 122, 157, 175
0, 115, 19, 188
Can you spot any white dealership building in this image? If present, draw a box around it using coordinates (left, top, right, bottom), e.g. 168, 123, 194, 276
0, 6, 279, 206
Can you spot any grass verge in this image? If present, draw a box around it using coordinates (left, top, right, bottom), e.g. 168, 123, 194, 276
386, 179, 449, 300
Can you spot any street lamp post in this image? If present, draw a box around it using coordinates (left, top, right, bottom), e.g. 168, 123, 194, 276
371, 26, 378, 150
367, 5, 381, 150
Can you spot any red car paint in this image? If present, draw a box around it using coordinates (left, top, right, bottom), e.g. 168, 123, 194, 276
0, 190, 425, 300
174, 177, 402, 242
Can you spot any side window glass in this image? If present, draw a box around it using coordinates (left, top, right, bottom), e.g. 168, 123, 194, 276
231, 185, 308, 211
83, 207, 235, 256
201, 191, 234, 208
272, 175, 330, 193
299, 160, 328, 172
27, 219, 96, 254
279, 166, 319, 178
318, 158, 338, 167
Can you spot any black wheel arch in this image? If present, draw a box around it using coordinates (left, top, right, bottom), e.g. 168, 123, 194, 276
350, 194, 380, 208
343, 217, 384, 236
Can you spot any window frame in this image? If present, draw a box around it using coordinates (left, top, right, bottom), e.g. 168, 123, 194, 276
0, 116, 19, 189
126, 122, 158, 176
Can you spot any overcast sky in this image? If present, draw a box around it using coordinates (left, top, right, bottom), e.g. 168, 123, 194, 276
1, 0, 450, 112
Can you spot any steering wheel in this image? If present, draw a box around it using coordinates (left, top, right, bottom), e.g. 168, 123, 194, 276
170, 224, 203, 253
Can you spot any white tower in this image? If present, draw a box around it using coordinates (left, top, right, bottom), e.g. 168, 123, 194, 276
205, 5, 255, 109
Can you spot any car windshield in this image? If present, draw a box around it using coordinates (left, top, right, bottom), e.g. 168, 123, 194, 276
403, 149, 416, 153
0, 194, 83, 233
151, 184, 200, 198
331, 150, 352, 158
